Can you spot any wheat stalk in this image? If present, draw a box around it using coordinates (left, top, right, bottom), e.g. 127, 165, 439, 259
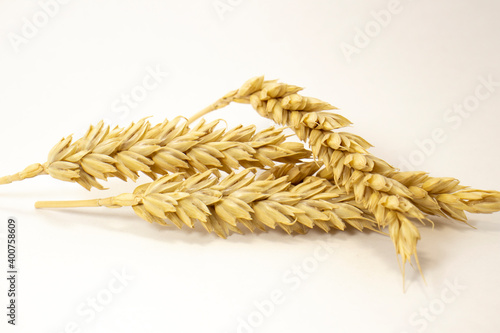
35, 169, 378, 238
188, 76, 500, 279
0, 117, 310, 190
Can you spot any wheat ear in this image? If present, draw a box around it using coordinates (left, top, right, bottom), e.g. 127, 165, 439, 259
240, 78, 500, 220
0, 117, 310, 190
35, 169, 376, 238
189, 76, 500, 277
188, 76, 500, 215
188, 76, 428, 277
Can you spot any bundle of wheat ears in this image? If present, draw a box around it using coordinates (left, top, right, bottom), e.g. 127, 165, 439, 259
2, 76, 499, 283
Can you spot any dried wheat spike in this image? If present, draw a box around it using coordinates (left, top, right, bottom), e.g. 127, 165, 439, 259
242, 77, 500, 217
188, 76, 412, 202
392, 172, 500, 221
189, 76, 391, 175
190, 76, 500, 279
0, 117, 310, 190
189, 76, 428, 276
35, 169, 377, 238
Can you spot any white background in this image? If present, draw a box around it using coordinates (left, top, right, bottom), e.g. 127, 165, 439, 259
1, 1, 500, 332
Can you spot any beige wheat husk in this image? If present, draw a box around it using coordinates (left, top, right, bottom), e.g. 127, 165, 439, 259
188, 76, 500, 279
35, 169, 379, 238
0, 117, 310, 190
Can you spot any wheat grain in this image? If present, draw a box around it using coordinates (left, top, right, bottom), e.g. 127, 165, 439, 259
0, 117, 310, 190
35, 169, 377, 238
258, 161, 322, 184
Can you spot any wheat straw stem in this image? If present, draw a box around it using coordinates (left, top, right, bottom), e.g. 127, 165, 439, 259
0, 174, 22, 185
35, 199, 103, 208
186, 77, 267, 125
36, 193, 141, 209
187, 90, 240, 125
0, 163, 46, 185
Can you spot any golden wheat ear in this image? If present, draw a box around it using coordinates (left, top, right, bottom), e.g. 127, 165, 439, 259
189, 76, 500, 281
189, 76, 500, 211
188, 77, 425, 275
35, 169, 378, 239
0, 115, 312, 191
